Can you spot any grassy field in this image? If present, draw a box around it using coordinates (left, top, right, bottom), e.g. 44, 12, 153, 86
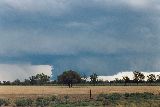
0, 86, 159, 99
0, 86, 159, 106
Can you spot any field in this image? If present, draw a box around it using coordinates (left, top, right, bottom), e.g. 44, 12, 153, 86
0, 86, 160, 106
0, 86, 159, 99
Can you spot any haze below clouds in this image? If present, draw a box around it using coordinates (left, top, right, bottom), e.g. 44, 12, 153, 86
0, 64, 52, 81
0, 0, 160, 79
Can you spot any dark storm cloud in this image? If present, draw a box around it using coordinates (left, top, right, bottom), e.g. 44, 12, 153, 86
0, 0, 160, 77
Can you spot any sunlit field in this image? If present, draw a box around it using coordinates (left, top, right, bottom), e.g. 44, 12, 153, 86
0, 86, 159, 106
0, 86, 159, 98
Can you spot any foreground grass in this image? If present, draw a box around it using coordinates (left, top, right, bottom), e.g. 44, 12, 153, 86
0, 92, 160, 107
0, 86, 160, 106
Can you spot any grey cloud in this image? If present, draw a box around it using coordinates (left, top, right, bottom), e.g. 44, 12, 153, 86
0, 0, 160, 77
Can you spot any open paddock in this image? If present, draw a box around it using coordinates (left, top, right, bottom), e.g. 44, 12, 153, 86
0, 86, 159, 99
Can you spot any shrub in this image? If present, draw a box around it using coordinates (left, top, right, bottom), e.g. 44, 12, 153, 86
36, 97, 50, 107
79, 101, 89, 106
15, 98, 33, 106
102, 98, 110, 106
0, 99, 4, 106
64, 95, 69, 103
96, 93, 106, 101
124, 93, 130, 98
0, 99, 10, 106
128, 92, 154, 100
142, 92, 154, 99
3, 99, 10, 106
97, 93, 122, 105
49, 95, 60, 105
128, 93, 144, 100
50, 95, 57, 101
74, 101, 90, 106
107, 93, 122, 101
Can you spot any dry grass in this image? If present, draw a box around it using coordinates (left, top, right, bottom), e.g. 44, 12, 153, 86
0, 86, 159, 107
0, 86, 159, 99
0, 86, 159, 94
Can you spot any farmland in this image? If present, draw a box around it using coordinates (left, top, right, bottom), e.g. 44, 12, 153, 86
0, 86, 159, 106
0, 86, 159, 99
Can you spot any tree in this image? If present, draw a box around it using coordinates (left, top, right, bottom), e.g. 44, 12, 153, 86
23, 79, 31, 85
35, 73, 50, 85
29, 73, 50, 85
29, 76, 37, 85
57, 70, 81, 88
147, 74, 156, 84
133, 71, 145, 85
122, 76, 130, 86
115, 78, 119, 83
3, 81, 11, 85
156, 75, 160, 83
81, 73, 88, 83
12, 79, 21, 85
90, 73, 98, 86
114, 78, 123, 84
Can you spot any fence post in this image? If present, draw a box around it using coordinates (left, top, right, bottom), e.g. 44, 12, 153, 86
90, 89, 92, 99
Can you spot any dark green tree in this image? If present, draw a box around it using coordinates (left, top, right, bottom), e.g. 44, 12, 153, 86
29, 73, 50, 85
3, 81, 11, 85
157, 75, 160, 83
90, 73, 98, 86
23, 79, 31, 85
115, 78, 119, 83
57, 70, 81, 88
122, 76, 130, 86
35, 73, 50, 85
114, 78, 123, 84
29, 76, 37, 85
12, 79, 21, 85
133, 71, 145, 85
147, 74, 156, 84
81, 73, 88, 83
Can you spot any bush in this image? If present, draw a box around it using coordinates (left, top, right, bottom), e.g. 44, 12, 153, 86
107, 93, 122, 101
128, 92, 154, 100
79, 102, 90, 106
36, 97, 50, 107
3, 99, 10, 106
50, 95, 57, 101
49, 95, 60, 105
0, 99, 10, 106
15, 98, 33, 106
142, 92, 154, 99
0, 99, 4, 106
74, 101, 90, 106
64, 95, 69, 104
124, 93, 130, 98
96, 93, 106, 101
102, 98, 110, 106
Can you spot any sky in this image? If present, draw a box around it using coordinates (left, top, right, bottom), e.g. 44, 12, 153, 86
0, 0, 160, 80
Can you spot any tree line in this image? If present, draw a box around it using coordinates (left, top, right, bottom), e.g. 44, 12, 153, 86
0, 73, 50, 85
0, 70, 160, 87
